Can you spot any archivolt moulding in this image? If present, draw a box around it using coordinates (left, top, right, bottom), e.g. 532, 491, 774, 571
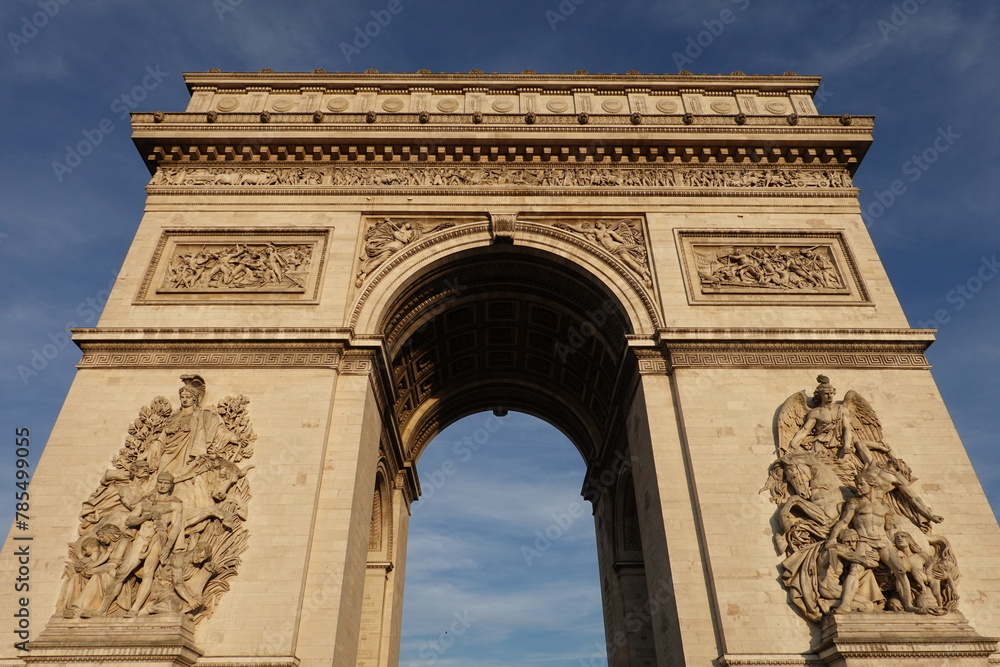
349, 215, 661, 336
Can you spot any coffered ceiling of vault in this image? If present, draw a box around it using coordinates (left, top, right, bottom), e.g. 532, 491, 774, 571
382, 251, 635, 461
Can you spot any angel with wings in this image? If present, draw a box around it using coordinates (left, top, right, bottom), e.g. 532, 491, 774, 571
355, 218, 458, 287
556, 219, 652, 286
777, 375, 904, 482
355, 218, 419, 286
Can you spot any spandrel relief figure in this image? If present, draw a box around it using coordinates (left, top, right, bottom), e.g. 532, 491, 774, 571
762, 375, 957, 622
60, 375, 255, 623
554, 219, 652, 286
355, 218, 455, 286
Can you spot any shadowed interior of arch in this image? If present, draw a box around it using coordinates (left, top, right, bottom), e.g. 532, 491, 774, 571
381, 246, 639, 467
399, 411, 607, 666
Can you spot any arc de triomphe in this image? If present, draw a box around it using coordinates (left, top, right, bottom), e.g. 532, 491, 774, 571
2, 71, 999, 667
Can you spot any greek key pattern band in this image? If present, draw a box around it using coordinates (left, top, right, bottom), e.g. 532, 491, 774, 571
78, 345, 343, 369
666, 346, 929, 370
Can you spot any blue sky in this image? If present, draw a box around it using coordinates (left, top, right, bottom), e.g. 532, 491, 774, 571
1, 2, 998, 665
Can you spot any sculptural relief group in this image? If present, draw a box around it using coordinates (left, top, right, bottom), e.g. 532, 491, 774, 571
763, 376, 959, 621
58, 375, 255, 622
696, 245, 844, 292
162, 242, 313, 291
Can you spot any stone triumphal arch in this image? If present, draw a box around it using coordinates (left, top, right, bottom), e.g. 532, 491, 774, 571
3, 71, 1000, 667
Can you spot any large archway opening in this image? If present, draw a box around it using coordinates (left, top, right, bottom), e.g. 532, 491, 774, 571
363, 244, 665, 666
399, 411, 605, 665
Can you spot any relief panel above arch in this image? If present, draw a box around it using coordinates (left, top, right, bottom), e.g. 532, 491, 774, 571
135, 228, 330, 305
676, 229, 870, 306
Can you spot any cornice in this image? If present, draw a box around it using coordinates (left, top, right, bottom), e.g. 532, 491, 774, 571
634, 328, 936, 370
70, 327, 356, 342
69, 328, 387, 369
813, 612, 1000, 663
197, 659, 299, 667
716, 656, 821, 667
133, 113, 871, 131
182, 70, 824, 93
132, 116, 871, 173
664, 342, 930, 370
137, 71, 874, 175
655, 327, 935, 343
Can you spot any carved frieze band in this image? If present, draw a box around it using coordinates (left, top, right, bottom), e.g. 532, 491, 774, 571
148, 165, 853, 195
677, 230, 869, 305
78, 344, 344, 369
136, 229, 330, 305
666, 343, 929, 369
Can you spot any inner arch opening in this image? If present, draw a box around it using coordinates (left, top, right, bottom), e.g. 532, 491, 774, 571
399, 411, 606, 665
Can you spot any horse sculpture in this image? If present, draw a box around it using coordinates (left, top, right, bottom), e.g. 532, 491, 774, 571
765, 452, 850, 554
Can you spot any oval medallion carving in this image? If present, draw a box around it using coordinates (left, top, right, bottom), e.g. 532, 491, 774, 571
382, 98, 404, 112
326, 97, 350, 112
655, 99, 678, 113
216, 97, 240, 112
